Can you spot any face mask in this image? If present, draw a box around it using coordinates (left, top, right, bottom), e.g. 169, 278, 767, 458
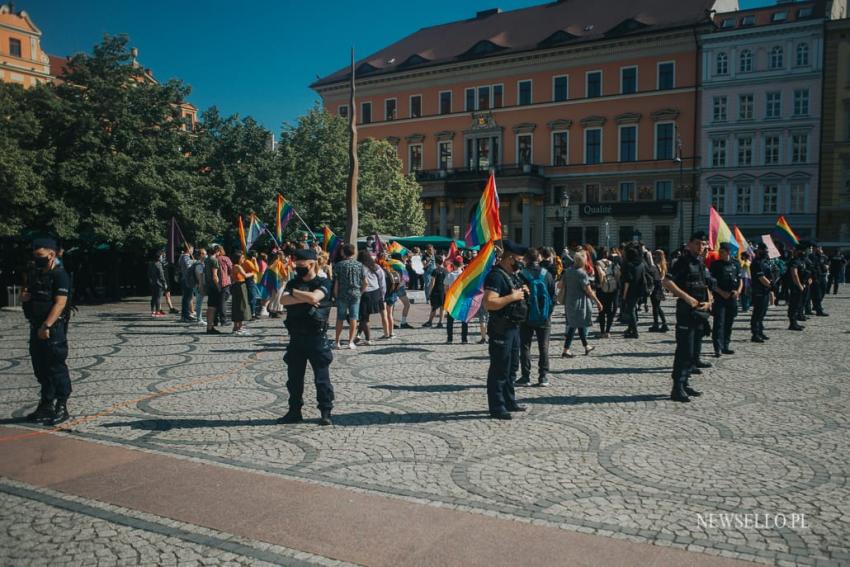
512, 259, 525, 272
34, 256, 51, 269
295, 266, 310, 278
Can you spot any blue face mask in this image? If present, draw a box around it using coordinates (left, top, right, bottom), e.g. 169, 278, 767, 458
34, 256, 51, 269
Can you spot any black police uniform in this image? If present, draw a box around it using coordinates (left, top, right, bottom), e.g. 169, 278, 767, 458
828, 252, 846, 295
282, 275, 335, 416
484, 265, 526, 417
810, 251, 829, 315
709, 257, 740, 354
666, 250, 710, 400
787, 256, 806, 329
23, 264, 72, 418
802, 254, 814, 317
749, 253, 771, 341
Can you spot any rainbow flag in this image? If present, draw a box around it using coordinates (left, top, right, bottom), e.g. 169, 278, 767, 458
733, 225, 751, 260
276, 194, 296, 242
237, 215, 247, 253
322, 226, 341, 257
387, 241, 409, 256
772, 215, 800, 248
388, 258, 406, 272
708, 206, 739, 257
246, 213, 265, 250
464, 172, 502, 247
443, 239, 497, 322
259, 258, 288, 299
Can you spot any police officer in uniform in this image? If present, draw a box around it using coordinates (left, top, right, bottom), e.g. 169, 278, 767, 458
482, 241, 529, 420
786, 244, 808, 331
21, 238, 73, 424
810, 245, 829, 317
663, 232, 713, 403
749, 242, 773, 343
278, 249, 335, 426
801, 243, 815, 319
709, 243, 742, 357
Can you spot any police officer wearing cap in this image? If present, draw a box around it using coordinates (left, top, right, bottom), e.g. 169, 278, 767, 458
662, 231, 713, 403
787, 243, 808, 331
809, 244, 829, 317
709, 242, 742, 357
482, 240, 529, 420
749, 242, 773, 343
278, 249, 335, 426
21, 238, 73, 424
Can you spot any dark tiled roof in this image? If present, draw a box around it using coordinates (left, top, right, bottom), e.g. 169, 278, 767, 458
312, 0, 716, 88
48, 54, 70, 79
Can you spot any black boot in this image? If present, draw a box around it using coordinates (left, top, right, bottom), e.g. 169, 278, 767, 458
659, 324, 669, 332
26, 399, 55, 422
319, 408, 333, 426
50, 400, 69, 425
277, 409, 303, 424
671, 384, 691, 403
683, 382, 702, 397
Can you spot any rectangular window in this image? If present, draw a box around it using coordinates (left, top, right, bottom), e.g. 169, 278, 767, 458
656, 180, 673, 201
739, 94, 754, 120
586, 71, 602, 98
712, 139, 727, 167
621, 67, 637, 94
736, 184, 752, 214
740, 15, 756, 26
658, 62, 675, 90
764, 136, 780, 165
763, 185, 778, 213
790, 183, 806, 212
772, 11, 787, 22
585, 129, 602, 164
9, 38, 22, 57
553, 76, 568, 102
793, 89, 809, 116
619, 182, 636, 202
619, 125, 637, 162
585, 183, 600, 203
493, 85, 503, 108
551, 132, 568, 166
738, 136, 753, 166
655, 123, 674, 160
361, 102, 372, 124
766, 92, 781, 119
517, 134, 533, 166
792, 134, 808, 163
438, 141, 453, 170
711, 184, 726, 213
410, 95, 422, 118
385, 99, 397, 121
338, 105, 348, 118
439, 91, 452, 115
465, 88, 475, 111
477, 86, 490, 111
518, 80, 532, 106
713, 96, 727, 122
409, 144, 423, 172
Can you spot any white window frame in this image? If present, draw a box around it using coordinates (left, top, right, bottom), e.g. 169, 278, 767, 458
713, 96, 728, 122
770, 46, 784, 70
715, 52, 729, 76
585, 70, 603, 98
653, 121, 676, 160
736, 184, 752, 214
408, 143, 424, 173
791, 133, 808, 163
437, 140, 453, 170
739, 49, 753, 73
789, 182, 807, 213
655, 180, 673, 200
762, 184, 779, 214
617, 124, 639, 162
492, 83, 505, 108
360, 101, 372, 124
517, 79, 533, 106
583, 127, 603, 164
766, 91, 782, 119
384, 98, 397, 121
710, 184, 727, 213
711, 138, 727, 168
515, 133, 534, 165
337, 104, 349, 118
737, 136, 753, 166
438, 90, 452, 115
793, 88, 810, 116
620, 65, 638, 94
739, 94, 754, 120
795, 42, 810, 67
464, 88, 475, 111
764, 135, 781, 165
552, 75, 569, 102
408, 94, 423, 119
657, 60, 676, 90
619, 181, 637, 202
550, 130, 568, 166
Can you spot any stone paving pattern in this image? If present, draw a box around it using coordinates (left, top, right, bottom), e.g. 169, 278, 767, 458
1, 291, 849, 566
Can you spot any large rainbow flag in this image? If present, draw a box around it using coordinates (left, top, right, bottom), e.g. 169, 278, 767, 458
275, 194, 296, 243
733, 225, 751, 260
246, 213, 265, 250
464, 172, 502, 247
443, 239, 497, 322
322, 226, 341, 257
772, 215, 800, 248
708, 206, 739, 257
259, 258, 288, 299
237, 215, 248, 254
387, 241, 409, 256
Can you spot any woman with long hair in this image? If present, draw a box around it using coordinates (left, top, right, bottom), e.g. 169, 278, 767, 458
357, 249, 386, 346
648, 249, 669, 332
594, 247, 619, 338
560, 251, 603, 357
230, 250, 252, 335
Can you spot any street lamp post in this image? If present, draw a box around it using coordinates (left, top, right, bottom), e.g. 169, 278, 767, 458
675, 134, 684, 246
560, 190, 570, 253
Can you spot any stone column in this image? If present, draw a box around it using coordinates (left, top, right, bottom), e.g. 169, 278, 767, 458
439, 199, 448, 236
522, 194, 532, 246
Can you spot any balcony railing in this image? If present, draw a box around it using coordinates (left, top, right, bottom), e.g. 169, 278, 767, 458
415, 163, 543, 182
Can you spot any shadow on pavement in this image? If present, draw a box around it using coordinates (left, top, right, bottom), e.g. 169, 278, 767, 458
525, 393, 668, 406
101, 418, 280, 430
552, 366, 668, 375
362, 347, 430, 355
369, 384, 485, 393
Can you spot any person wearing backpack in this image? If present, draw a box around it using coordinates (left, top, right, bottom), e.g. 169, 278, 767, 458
594, 247, 619, 338
561, 251, 603, 358
516, 248, 556, 386
648, 250, 670, 333
620, 244, 648, 338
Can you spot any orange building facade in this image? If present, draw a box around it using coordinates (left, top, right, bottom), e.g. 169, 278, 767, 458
0, 3, 51, 87
313, 0, 738, 250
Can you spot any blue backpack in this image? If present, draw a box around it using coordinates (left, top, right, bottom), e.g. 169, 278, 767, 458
522, 268, 553, 326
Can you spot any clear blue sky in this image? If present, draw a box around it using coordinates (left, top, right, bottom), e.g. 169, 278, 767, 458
22, 0, 773, 133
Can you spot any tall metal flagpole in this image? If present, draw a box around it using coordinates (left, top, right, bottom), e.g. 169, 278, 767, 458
345, 48, 359, 245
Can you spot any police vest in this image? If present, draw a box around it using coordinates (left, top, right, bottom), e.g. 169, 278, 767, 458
712, 260, 740, 292
284, 277, 332, 335
23, 267, 70, 326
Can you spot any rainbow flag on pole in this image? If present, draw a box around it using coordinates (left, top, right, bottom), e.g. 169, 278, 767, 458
322, 226, 341, 257
708, 206, 739, 257
276, 194, 296, 242
246, 213, 265, 250
443, 239, 498, 322
771, 215, 800, 248
733, 225, 751, 260
237, 215, 248, 254
259, 258, 288, 299
464, 172, 502, 247
387, 241, 409, 256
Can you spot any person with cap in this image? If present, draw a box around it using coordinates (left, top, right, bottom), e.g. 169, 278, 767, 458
828, 249, 847, 295
786, 243, 808, 331
482, 240, 530, 419
708, 242, 742, 357
21, 238, 73, 424
279, 248, 335, 426
749, 241, 773, 343
662, 231, 712, 403
810, 244, 829, 317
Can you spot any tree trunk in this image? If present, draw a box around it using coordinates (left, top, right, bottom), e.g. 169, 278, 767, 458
345, 48, 359, 245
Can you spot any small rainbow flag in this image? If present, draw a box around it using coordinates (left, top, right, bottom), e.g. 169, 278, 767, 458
276, 194, 296, 242
443, 239, 497, 322
259, 258, 288, 299
237, 215, 248, 254
708, 206, 739, 257
772, 215, 800, 249
246, 213, 265, 250
733, 225, 751, 260
388, 258, 406, 272
387, 241, 409, 256
322, 226, 341, 257
464, 172, 502, 247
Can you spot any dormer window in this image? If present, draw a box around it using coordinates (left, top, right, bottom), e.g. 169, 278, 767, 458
771, 11, 787, 22
740, 15, 756, 26
720, 18, 735, 29
459, 40, 504, 60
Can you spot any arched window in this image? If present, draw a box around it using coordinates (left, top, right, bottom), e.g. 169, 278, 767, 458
739, 49, 753, 73
796, 43, 809, 66
770, 46, 784, 69
716, 52, 729, 75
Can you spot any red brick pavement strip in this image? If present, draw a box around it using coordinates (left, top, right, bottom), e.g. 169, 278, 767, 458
0, 426, 758, 567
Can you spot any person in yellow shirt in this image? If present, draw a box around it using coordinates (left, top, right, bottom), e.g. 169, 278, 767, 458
243, 252, 260, 319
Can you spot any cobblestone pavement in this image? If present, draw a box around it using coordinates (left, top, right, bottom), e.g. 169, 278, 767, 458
1, 290, 849, 566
